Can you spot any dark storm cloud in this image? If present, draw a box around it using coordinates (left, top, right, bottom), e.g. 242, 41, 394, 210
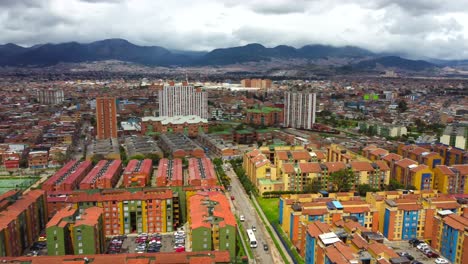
0, 0, 466, 59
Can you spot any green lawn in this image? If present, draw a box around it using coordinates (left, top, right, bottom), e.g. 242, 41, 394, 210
258, 197, 279, 224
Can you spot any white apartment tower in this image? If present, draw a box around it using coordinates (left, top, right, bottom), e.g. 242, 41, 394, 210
37, 89, 65, 105
284, 91, 316, 129
158, 84, 208, 119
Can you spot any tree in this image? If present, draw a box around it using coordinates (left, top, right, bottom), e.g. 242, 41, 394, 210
91, 154, 105, 165
357, 184, 379, 197
329, 168, 354, 192
304, 178, 322, 193
145, 153, 161, 165
129, 154, 145, 161
386, 178, 404, 191
398, 100, 408, 113
213, 158, 223, 167
54, 152, 68, 165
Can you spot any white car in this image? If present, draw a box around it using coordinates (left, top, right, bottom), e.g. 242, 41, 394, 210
240, 215, 245, 222
434, 258, 449, 264
417, 243, 429, 250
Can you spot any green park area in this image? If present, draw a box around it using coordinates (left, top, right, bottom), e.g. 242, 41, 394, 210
258, 197, 279, 223
0, 176, 40, 194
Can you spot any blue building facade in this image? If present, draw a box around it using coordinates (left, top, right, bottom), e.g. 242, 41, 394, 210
440, 223, 459, 263
305, 232, 316, 264
401, 210, 418, 240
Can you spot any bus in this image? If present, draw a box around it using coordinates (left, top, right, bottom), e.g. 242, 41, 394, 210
246, 229, 257, 248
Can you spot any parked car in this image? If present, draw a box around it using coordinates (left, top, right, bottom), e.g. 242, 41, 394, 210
411, 261, 423, 264
417, 243, 429, 250
263, 243, 269, 251
398, 252, 414, 261
231, 196, 235, 200
434, 258, 449, 264
240, 215, 245, 222
425, 251, 439, 258
252, 225, 256, 232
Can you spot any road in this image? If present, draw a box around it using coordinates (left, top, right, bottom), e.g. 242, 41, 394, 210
225, 166, 283, 264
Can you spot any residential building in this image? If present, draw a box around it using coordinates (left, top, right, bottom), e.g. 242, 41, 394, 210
79, 160, 122, 189
36, 89, 64, 105
28, 150, 48, 169
431, 211, 468, 264
96, 97, 118, 140
46, 206, 105, 256
241, 78, 272, 89
0, 190, 48, 257
156, 158, 183, 187
86, 138, 121, 160
433, 164, 468, 194
245, 106, 283, 126
188, 192, 236, 259
124, 136, 163, 158
440, 125, 467, 150
68, 188, 176, 235
188, 158, 218, 187
284, 91, 316, 130
42, 160, 93, 192
197, 133, 240, 160
158, 83, 208, 119
122, 159, 153, 188
359, 122, 407, 138
0, 251, 231, 263
159, 133, 205, 158
141, 115, 208, 137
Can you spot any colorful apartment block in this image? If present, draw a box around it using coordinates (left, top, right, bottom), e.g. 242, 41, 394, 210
46, 206, 105, 256
279, 193, 379, 247
68, 188, 176, 235
304, 220, 399, 264
156, 158, 183, 187
188, 192, 236, 259
42, 160, 93, 192
433, 164, 468, 194
188, 158, 218, 187
122, 159, 153, 187
79, 159, 122, 189
0, 190, 48, 257
431, 211, 468, 264
327, 144, 368, 163
368, 190, 467, 241
28, 150, 49, 169
362, 145, 389, 161
0, 251, 231, 263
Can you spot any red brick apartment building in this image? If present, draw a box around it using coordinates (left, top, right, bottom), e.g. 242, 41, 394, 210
0, 190, 48, 257
80, 160, 122, 189
96, 97, 118, 140
141, 116, 208, 137
188, 158, 218, 187
156, 158, 183, 187
2, 151, 20, 170
42, 160, 93, 192
122, 159, 153, 187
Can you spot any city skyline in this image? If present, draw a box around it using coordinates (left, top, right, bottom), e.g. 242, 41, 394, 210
0, 0, 467, 59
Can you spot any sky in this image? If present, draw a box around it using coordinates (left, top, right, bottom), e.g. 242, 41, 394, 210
1, 0, 468, 59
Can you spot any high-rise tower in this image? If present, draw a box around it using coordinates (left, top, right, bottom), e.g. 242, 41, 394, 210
96, 97, 118, 139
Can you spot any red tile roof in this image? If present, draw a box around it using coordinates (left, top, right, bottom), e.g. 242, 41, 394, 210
324, 162, 346, 173
282, 163, 296, 174
395, 158, 417, 168
435, 165, 455, 175
350, 161, 374, 171
452, 164, 468, 175
46, 206, 77, 228
374, 161, 390, 171
75, 207, 103, 227
443, 214, 468, 231
299, 162, 322, 173
382, 153, 402, 162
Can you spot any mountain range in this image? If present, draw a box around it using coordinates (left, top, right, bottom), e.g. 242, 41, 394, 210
0, 38, 456, 71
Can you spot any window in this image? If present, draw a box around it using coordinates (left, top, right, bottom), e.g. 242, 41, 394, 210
78, 242, 83, 247
78, 249, 83, 254
77, 235, 82, 241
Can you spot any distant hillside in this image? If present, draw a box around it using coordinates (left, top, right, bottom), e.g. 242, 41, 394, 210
0, 39, 441, 72
199, 43, 374, 65
353, 56, 437, 71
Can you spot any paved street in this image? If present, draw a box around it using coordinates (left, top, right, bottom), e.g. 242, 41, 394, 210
225, 166, 283, 264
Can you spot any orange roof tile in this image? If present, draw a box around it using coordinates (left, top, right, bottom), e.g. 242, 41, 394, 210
350, 161, 374, 171
299, 162, 322, 173
436, 165, 455, 175
410, 164, 429, 172
452, 164, 468, 175
282, 163, 296, 174
444, 214, 468, 231
395, 158, 417, 168
382, 153, 402, 162
367, 242, 399, 258
291, 150, 312, 160
397, 204, 422, 211
374, 161, 390, 171
324, 162, 346, 173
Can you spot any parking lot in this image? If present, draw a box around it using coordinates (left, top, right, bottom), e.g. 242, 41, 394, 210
385, 240, 449, 264
120, 233, 178, 254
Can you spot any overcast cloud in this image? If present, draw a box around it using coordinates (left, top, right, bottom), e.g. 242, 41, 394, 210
0, 0, 467, 59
